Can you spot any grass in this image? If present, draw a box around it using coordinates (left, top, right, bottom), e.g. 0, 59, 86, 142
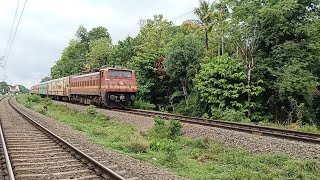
16, 94, 320, 180
257, 121, 320, 134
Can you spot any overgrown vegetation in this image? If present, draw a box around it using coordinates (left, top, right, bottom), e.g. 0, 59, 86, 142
16, 94, 320, 180
45, 0, 320, 130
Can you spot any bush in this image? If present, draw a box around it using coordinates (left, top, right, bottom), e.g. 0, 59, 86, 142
134, 100, 156, 110
151, 117, 167, 138
25, 101, 33, 109
86, 105, 97, 116
27, 94, 41, 103
37, 107, 47, 115
194, 137, 210, 149
211, 108, 249, 123
149, 140, 161, 151
168, 120, 182, 139
44, 97, 52, 105
164, 141, 178, 164
128, 137, 149, 153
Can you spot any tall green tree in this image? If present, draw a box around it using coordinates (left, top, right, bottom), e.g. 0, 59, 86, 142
87, 38, 112, 68
130, 15, 178, 107
109, 37, 137, 67
165, 33, 204, 106
51, 25, 112, 78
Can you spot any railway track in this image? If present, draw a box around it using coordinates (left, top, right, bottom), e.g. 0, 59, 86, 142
114, 108, 320, 144
0, 97, 130, 180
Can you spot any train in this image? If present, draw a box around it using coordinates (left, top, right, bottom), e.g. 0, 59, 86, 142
31, 67, 137, 108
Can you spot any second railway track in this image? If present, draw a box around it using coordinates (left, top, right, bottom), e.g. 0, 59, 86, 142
0, 97, 129, 180
114, 108, 320, 145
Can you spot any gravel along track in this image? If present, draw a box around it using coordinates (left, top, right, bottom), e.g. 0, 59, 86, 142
12, 98, 186, 180
0, 98, 116, 180
52, 100, 320, 161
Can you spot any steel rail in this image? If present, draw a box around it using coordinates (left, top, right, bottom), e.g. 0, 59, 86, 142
116, 108, 320, 144
0, 96, 15, 180
7, 97, 126, 180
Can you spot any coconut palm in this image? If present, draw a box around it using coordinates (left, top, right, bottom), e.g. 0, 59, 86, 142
194, 0, 213, 50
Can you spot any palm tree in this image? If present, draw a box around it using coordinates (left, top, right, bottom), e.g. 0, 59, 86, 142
194, 0, 213, 50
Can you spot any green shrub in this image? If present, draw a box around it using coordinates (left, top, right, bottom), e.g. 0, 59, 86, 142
194, 137, 210, 149
37, 107, 47, 115
168, 120, 182, 139
149, 140, 161, 151
128, 137, 149, 153
27, 94, 41, 103
152, 117, 167, 138
25, 101, 33, 108
86, 105, 97, 116
44, 97, 52, 105
134, 100, 156, 110
164, 141, 178, 164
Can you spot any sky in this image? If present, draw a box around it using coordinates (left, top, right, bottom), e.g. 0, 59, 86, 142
0, 0, 199, 88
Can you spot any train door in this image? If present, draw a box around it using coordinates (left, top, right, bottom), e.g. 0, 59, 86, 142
99, 70, 103, 96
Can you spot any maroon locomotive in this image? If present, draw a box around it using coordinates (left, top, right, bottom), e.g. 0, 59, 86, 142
31, 67, 137, 108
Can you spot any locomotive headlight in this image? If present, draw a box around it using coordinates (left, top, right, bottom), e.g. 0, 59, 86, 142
110, 95, 116, 100
130, 95, 136, 101
120, 95, 125, 100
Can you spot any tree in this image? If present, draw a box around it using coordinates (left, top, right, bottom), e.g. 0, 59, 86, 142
195, 56, 249, 121
130, 15, 179, 107
51, 40, 86, 78
194, 0, 214, 50
0, 81, 9, 94
229, 11, 260, 119
41, 76, 52, 83
18, 85, 29, 93
51, 25, 113, 78
88, 26, 112, 43
109, 36, 137, 67
165, 33, 204, 106
87, 38, 112, 68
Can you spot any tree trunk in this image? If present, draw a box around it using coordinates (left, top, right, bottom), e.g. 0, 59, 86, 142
218, 40, 220, 56
205, 31, 209, 50
247, 57, 253, 119
221, 32, 224, 55
181, 78, 189, 107
247, 63, 252, 119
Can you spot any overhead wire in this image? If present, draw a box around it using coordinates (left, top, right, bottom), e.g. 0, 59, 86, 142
3, 0, 28, 67
3, 0, 21, 62
171, 10, 194, 22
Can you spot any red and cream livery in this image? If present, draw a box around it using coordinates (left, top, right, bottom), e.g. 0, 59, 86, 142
31, 67, 137, 108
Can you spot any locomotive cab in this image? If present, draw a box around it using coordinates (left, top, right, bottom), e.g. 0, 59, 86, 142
101, 68, 137, 108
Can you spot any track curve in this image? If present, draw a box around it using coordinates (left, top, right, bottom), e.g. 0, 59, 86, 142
0, 97, 128, 180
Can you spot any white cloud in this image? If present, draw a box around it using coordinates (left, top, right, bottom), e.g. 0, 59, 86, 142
0, 0, 199, 88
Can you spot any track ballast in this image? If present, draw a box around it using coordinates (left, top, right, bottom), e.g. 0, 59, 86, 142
0, 97, 129, 180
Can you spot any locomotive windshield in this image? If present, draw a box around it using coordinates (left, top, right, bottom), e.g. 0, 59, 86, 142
108, 70, 132, 78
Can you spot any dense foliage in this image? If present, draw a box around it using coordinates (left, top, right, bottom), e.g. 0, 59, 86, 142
48, 0, 320, 127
